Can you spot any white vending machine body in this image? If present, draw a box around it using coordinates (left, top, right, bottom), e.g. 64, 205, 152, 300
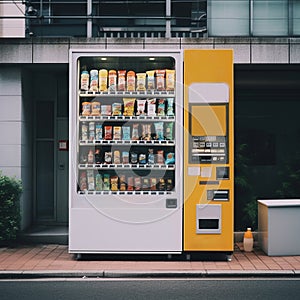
69, 50, 183, 254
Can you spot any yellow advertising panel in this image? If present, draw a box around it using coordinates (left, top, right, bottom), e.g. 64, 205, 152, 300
183, 50, 234, 253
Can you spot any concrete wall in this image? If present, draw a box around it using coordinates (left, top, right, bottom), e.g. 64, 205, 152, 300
0, 66, 32, 230
0, 37, 299, 64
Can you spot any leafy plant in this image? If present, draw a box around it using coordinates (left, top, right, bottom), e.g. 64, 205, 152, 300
276, 151, 300, 198
234, 144, 257, 230
0, 172, 22, 242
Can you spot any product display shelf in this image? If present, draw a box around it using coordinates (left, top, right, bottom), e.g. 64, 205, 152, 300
79, 115, 175, 121
79, 139, 175, 146
78, 190, 173, 196
79, 90, 175, 97
78, 163, 175, 170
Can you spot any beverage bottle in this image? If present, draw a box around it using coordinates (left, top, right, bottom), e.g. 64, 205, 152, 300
243, 227, 254, 252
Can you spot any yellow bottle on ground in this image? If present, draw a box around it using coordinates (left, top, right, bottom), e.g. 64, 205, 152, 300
243, 228, 254, 252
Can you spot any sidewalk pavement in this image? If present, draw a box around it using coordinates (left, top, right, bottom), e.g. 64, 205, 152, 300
0, 243, 300, 279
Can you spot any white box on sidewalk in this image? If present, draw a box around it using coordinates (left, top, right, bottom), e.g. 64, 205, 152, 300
258, 199, 300, 256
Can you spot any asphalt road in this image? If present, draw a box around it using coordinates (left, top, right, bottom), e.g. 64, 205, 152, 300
1, 277, 300, 300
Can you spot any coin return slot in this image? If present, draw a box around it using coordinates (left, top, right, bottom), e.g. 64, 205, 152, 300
207, 190, 229, 201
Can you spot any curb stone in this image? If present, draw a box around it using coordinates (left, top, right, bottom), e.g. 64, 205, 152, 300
0, 269, 299, 279
103, 270, 207, 278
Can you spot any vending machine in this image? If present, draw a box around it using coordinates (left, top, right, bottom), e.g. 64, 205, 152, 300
69, 50, 183, 254
69, 49, 234, 256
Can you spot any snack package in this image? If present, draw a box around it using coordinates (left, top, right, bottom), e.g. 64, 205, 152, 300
122, 126, 131, 141
108, 70, 117, 92
99, 69, 108, 92
165, 152, 175, 165
87, 170, 95, 191
147, 98, 156, 116
112, 103, 122, 116
130, 152, 138, 164
88, 122, 95, 141
150, 178, 157, 191
81, 122, 88, 141
127, 70, 136, 91
131, 123, 139, 140
154, 122, 164, 140
79, 171, 87, 191
82, 102, 91, 116
80, 70, 89, 91
111, 176, 119, 191
104, 126, 112, 140
113, 126, 122, 140
166, 98, 174, 116
91, 101, 101, 116
156, 70, 166, 91
122, 151, 129, 164
104, 151, 112, 164
139, 153, 147, 164
94, 148, 101, 164
134, 177, 141, 191
113, 150, 121, 164
119, 174, 126, 191
157, 150, 165, 164
148, 149, 155, 164
146, 70, 155, 90
118, 70, 126, 91
123, 98, 136, 116
89, 69, 98, 92
136, 73, 146, 91
166, 178, 173, 191
136, 99, 146, 116
103, 174, 110, 191
80, 152, 88, 164
87, 149, 94, 164
95, 123, 103, 140
165, 122, 174, 140
141, 124, 151, 141
158, 178, 166, 191
166, 69, 175, 91
127, 177, 134, 191
142, 178, 149, 191
95, 173, 103, 191
157, 99, 165, 116
101, 105, 112, 116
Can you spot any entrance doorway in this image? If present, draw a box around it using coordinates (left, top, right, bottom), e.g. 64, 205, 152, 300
33, 66, 69, 225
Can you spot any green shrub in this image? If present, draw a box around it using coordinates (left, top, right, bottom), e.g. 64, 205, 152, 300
276, 151, 300, 198
0, 172, 22, 241
235, 144, 258, 230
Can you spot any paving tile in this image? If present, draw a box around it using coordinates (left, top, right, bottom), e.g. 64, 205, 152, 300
1, 243, 300, 274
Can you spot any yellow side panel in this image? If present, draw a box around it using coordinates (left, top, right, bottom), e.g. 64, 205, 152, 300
183, 50, 234, 252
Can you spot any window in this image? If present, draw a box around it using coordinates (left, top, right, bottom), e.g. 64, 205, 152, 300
253, 0, 288, 36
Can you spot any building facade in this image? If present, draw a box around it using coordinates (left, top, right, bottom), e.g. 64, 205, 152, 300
1, 1, 300, 237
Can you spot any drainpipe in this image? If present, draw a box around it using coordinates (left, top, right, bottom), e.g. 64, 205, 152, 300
87, 0, 92, 37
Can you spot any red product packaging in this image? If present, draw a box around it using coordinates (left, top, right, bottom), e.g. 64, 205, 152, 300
104, 126, 112, 140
